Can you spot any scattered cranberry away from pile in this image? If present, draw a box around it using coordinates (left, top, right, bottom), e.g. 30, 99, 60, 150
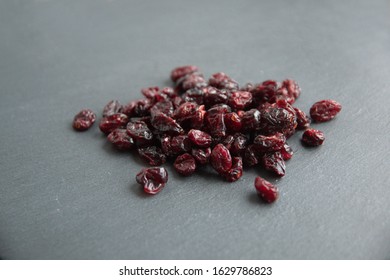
73, 65, 342, 203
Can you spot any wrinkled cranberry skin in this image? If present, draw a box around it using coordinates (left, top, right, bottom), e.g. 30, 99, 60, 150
253, 133, 286, 152
203, 86, 228, 108
294, 107, 311, 129
276, 79, 301, 104
99, 113, 129, 134
254, 177, 279, 203
151, 100, 174, 116
210, 144, 232, 174
209, 72, 239, 90
244, 144, 261, 167
191, 147, 211, 164
302, 129, 325, 146
107, 128, 134, 150
230, 134, 248, 156
171, 65, 199, 83
228, 91, 252, 110
126, 121, 153, 146
181, 73, 207, 91
138, 146, 166, 166
73, 109, 96, 131
250, 80, 278, 104
174, 102, 198, 125
205, 106, 231, 138
188, 129, 212, 148
182, 88, 204, 104
150, 112, 184, 135
260, 107, 296, 137
103, 100, 123, 117
262, 152, 286, 177
241, 109, 261, 133
136, 167, 168, 195
223, 157, 243, 182
171, 135, 192, 155
174, 153, 196, 176
280, 143, 293, 160
310, 99, 342, 122
224, 112, 242, 133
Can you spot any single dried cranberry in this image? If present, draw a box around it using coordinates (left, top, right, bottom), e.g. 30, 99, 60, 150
223, 157, 243, 182
99, 113, 129, 134
150, 112, 184, 135
72, 109, 96, 131
274, 79, 301, 104
204, 105, 231, 138
260, 107, 296, 137
230, 133, 248, 156
181, 73, 207, 91
188, 129, 212, 148
102, 100, 123, 117
209, 72, 239, 90
203, 86, 228, 107
150, 100, 174, 116
174, 153, 196, 176
136, 167, 168, 195
224, 112, 242, 133
191, 147, 211, 164
171, 65, 199, 83
107, 128, 134, 150
261, 152, 286, 177
141, 87, 168, 102
254, 177, 279, 203
301, 129, 325, 146
244, 144, 261, 167
160, 135, 173, 157
250, 80, 278, 104
170, 135, 192, 155
228, 91, 252, 110
138, 146, 166, 166
253, 133, 286, 152
310, 99, 342, 122
222, 135, 235, 150
210, 144, 232, 174
280, 143, 293, 160
294, 107, 311, 129
126, 121, 153, 146
174, 102, 198, 124
181, 88, 204, 104
241, 109, 261, 133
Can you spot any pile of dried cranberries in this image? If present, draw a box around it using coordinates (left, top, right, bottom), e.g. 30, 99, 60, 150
73, 65, 341, 203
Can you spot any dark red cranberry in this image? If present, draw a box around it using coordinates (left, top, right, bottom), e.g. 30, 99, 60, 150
204, 105, 231, 138
150, 112, 184, 135
107, 128, 134, 150
241, 109, 261, 133
181, 88, 204, 104
174, 102, 198, 124
136, 167, 168, 195
310, 99, 342, 122
260, 107, 296, 137
133, 98, 154, 117
150, 100, 174, 116
203, 86, 228, 107
254, 177, 279, 203
191, 147, 211, 164
160, 135, 173, 157
188, 129, 212, 148
294, 107, 311, 129
301, 129, 325, 146
274, 79, 301, 104
181, 73, 207, 91
253, 133, 286, 152
141, 87, 168, 103
230, 133, 248, 156
244, 144, 261, 167
224, 112, 242, 133
250, 80, 278, 104
174, 153, 196, 176
126, 120, 153, 146
261, 152, 286, 177
171, 135, 192, 155
72, 109, 96, 131
222, 135, 235, 150
99, 113, 129, 134
102, 100, 123, 117
228, 91, 252, 110
280, 143, 293, 160
210, 144, 232, 174
223, 157, 243, 182
171, 65, 199, 83
209, 72, 239, 90
138, 146, 166, 166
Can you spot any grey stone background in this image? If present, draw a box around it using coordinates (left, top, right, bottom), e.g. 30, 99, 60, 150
0, 0, 389, 259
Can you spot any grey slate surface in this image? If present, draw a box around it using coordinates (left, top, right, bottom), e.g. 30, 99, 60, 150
0, 0, 389, 260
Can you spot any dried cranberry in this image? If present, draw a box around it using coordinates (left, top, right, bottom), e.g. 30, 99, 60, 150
230, 133, 248, 156
244, 144, 261, 167
171, 65, 199, 83
210, 144, 232, 175
223, 157, 243, 182
191, 147, 211, 164
203, 86, 228, 107
274, 79, 301, 104
170, 135, 192, 155
138, 146, 166, 166
254, 177, 279, 203
224, 112, 242, 133
126, 120, 153, 146
280, 143, 293, 160
136, 167, 168, 195
250, 80, 278, 104
188, 129, 212, 148
294, 107, 310, 129
260, 107, 296, 137
181, 88, 204, 104
72, 109, 96, 131
301, 128, 325, 146
253, 133, 286, 152
151, 112, 184, 135
204, 105, 231, 138
174, 102, 198, 124
99, 113, 129, 134
181, 73, 207, 91
310, 99, 342, 122
241, 109, 261, 133
174, 153, 196, 176
261, 152, 286, 177
107, 128, 134, 150
209, 72, 239, 90
150, 100, 174, 116
102, 100, 123, 117
228, 91, 252, 110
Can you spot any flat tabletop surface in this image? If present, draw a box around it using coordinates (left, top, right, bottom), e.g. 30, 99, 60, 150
1, 0, 389, 260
